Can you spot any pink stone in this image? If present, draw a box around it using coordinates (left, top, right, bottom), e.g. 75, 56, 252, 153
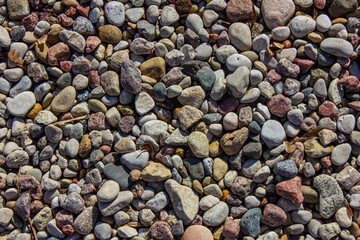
47, 42, 71, 66
226, 0, 253, 22
265, 69, 282, 84
222, 217, 240, 238
318, 101, 340, 118
294, 58, 315, 74
261, 203, 287, 227
267, 94, 292, 117
182, 225, 214, 240
276, 176, 304, 205
313, 0, 326, 9
85, 36, 101, 53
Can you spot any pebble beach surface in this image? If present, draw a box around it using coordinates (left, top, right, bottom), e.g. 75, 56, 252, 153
1, 0, 360, 239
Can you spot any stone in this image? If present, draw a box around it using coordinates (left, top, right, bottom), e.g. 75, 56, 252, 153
120, 150, 149, 170
261, 0, 295, 29
105, 1, 125, 26
276, 176, 304, 205
203, 201, 229, 226
182, 225, 214, 240
328, 0, 358, 18
141, 162, 172, 182
0, 208, 13, 226
261, 204, 287, 227
59, 30, 85, 53
7, 91, 36, 117
51, 86, 76, 113
314, 174, 345, 219
7, 0, 30, 20
0, 27, 11, 48
226, 66, 249, 98
331, 143, 351, 166
226, 0, 253, 22
74, 207, 99, 235
97, 180, 120, 203
178, 105, 204, 130
320, 38, 354, 58
261, 120, 286, 148
178, 86, 206, 108
98, 25, 122, 44
290, 16, 316, 38
103, 163, 131, 189
98, 191, 133, 216
335, 166, 360, 190
120, 59, 142, 94
101, 71, 120, 96
188, 131, 209, 158
229, 23, 252, 51
135, 92, 155, 115
220, 127, 249, 155
240, 208, 262, 238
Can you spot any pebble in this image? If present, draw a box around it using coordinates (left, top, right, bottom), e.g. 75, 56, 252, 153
203, 201, 229, 226
314, 174, 344, 219
261, 120, 286, 148
97, 180, 120, 202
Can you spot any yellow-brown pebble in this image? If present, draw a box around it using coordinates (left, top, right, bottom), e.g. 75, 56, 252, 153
26, 103, 43, 118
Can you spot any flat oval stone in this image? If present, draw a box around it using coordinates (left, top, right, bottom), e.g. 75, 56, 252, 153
7, 91, 36, 117
261, 120, 286, 148
320, 38, 354, 58
97, 180, 120, 203
51, 86, 76, 113
203, 201, 229, 226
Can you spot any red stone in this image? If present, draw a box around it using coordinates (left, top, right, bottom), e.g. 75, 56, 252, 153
265, 69, 282, 84
76, 5, 90, 17
47, 42, 71, 66
218, 97, 239, 115
150, 221, 174, 240
80, 183, 96, 195
57, 13, 74, 27
313, 0, 326, 9
131, 180, 145, 198
30, 200, 43, 213
209, 34, 219, 44
64, 7, 77, 17
85, 36, 101, 53
276, 176, 304, 205
56, 210, 74, 229
22, 13, 39, 31
60, 61, 72, 73
190, 215, 203, 225
321, 156, 332, 168
159, 210, 169, 221
294, 58, 315, 74
88, 112, 106, 131
223, 217, 240, 238
339, 76, 360, 92
0, 155, 5, 167
155, 146, 176, 162
238, 106, 252, 128
349, 101, 360, 111
226, 0, 253, 22
276, 58, 300, 77
30, 185, 43, 200
267, 94, 292, 117
119, 116, 136, 134
62, 224, 75, 236
217, 31, 231, 46
300, 117, 316, 132
318, 101, 339, 118
261, 203, 287, 227
100, 145, 111, 154
89, 70, 101, 88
